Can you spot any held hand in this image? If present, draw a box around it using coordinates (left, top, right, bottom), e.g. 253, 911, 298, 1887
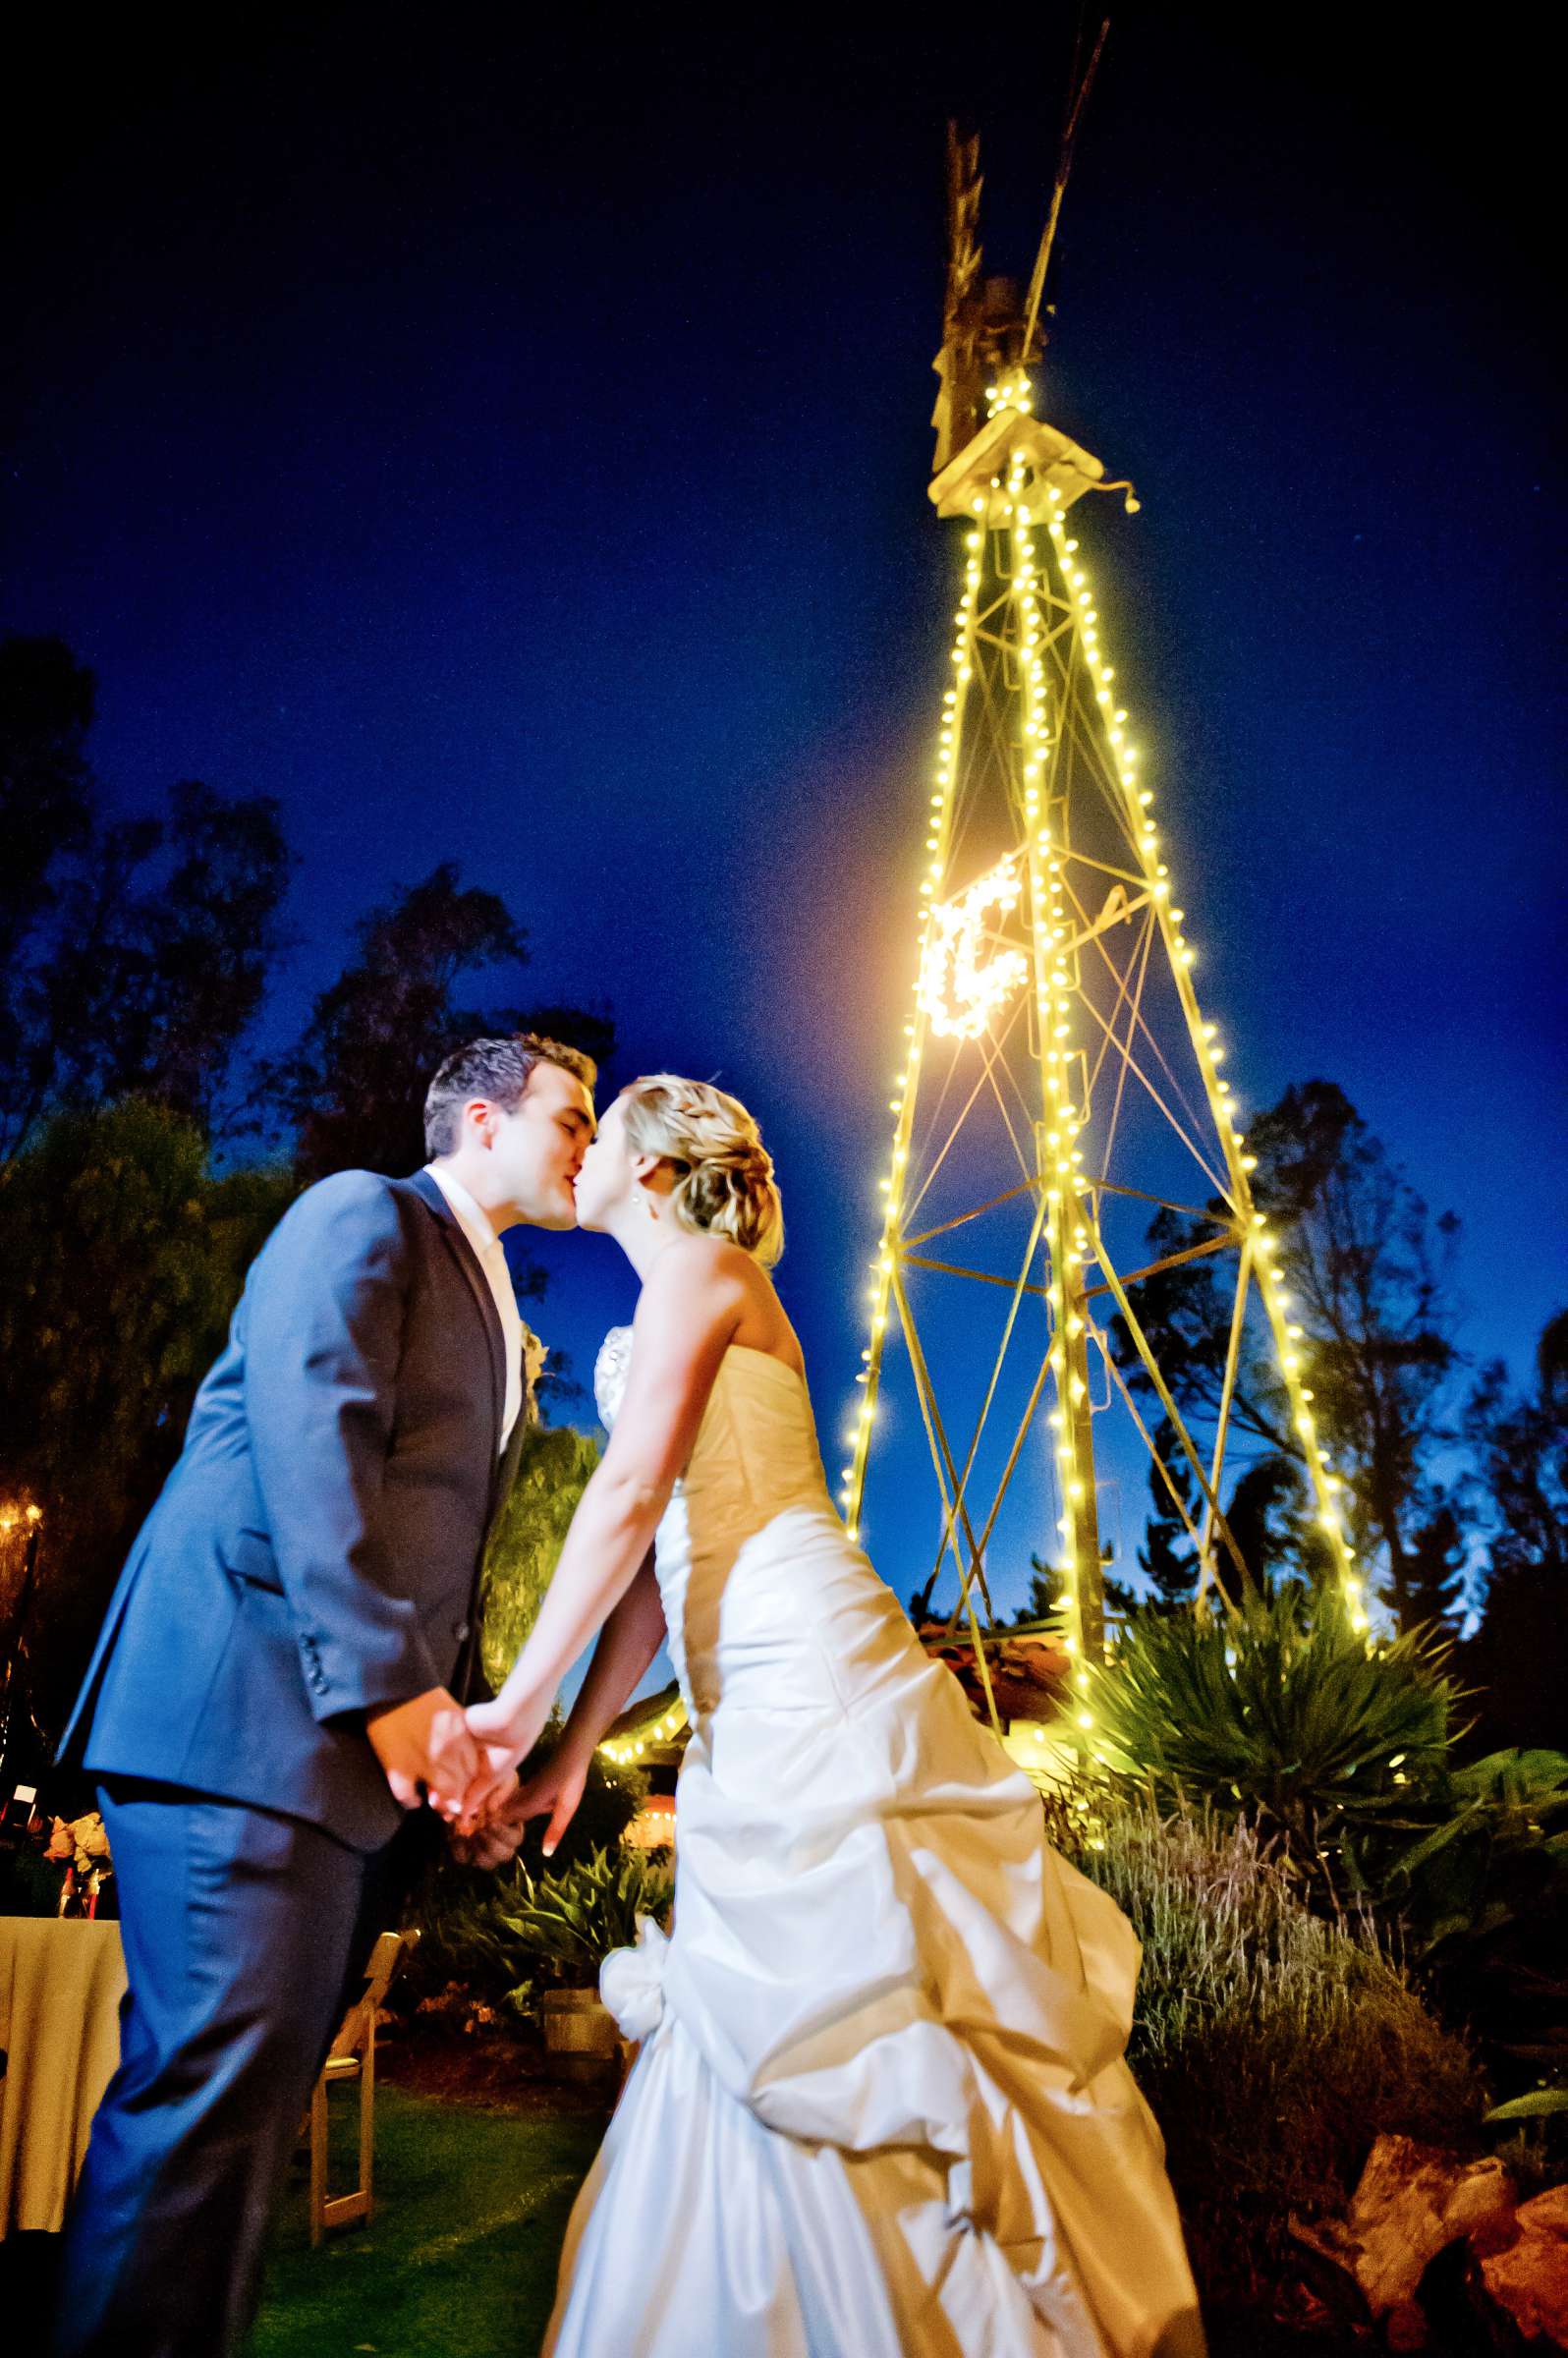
458, 1684, 557, 1828
447, 1779, 531, 1870
365, 1687, 477, 1818
514, 1746, 590, 1860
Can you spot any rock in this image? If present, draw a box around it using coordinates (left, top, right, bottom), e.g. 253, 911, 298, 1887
1288, 2211, 1374, 2329
1352, 2138, 1517, 2316
1291, 2134, 1516, 2344
1469, 2183, 1568, 2349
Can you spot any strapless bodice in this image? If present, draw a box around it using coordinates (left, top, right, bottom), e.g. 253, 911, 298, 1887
592, 1325, 876, 1716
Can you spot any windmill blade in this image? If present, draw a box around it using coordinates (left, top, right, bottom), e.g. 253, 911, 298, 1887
932, 122, 987, 477
944, 120, 984, 337
1022, 17, 1110, 359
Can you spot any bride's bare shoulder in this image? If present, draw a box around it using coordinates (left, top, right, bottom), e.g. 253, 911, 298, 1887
641, 1236, 774, 1331
638, 1233, 745, 1283
655, 1236, 802, 1363
663, 1233, 754, 1278
637, 1234, 751, 1318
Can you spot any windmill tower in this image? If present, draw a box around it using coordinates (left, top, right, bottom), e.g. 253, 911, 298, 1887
842, 75, 1366, 1748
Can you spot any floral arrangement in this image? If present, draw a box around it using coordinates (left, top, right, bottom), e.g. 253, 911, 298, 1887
44, 1810, 114, 1916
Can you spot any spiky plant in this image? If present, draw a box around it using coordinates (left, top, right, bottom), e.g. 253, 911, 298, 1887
396, 1755, 646, 2019
1081, 1580, 1462, 1885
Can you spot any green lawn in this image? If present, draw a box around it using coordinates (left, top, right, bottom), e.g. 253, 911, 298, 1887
0, 2063, 1358, 2356
248, 2086, 604, 2358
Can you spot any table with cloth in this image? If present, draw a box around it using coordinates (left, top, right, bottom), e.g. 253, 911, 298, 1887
0, 1917, 126, 2234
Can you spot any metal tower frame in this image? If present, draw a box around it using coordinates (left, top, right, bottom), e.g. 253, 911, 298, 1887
841, 133, 1367, 1731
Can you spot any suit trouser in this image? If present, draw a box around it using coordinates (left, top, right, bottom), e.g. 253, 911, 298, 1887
51, 1780, 377, 2358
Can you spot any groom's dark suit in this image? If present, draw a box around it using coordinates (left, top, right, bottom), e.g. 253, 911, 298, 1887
52, 1167, 529, 2358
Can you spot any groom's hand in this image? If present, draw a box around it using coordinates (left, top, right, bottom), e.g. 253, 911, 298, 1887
365, 1686, 477, 1817
447, 1780, 529, 1869
452, 1744, 588, 1862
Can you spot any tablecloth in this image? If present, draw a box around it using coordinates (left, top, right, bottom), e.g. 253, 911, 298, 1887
0, 1916, 126, 2234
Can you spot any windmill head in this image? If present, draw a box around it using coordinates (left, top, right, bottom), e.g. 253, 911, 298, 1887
933, 128, 1053, 477
928, 127, 1051, 476
932, 28, 1110, 479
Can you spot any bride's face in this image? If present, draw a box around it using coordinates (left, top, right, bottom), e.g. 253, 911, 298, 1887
571, 1096, 634, 1233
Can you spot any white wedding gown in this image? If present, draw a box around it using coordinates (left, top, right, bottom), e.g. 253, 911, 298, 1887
540, 1331, 1206, 2358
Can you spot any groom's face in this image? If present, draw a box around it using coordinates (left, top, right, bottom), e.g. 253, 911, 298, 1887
492, 1062, 596, 1229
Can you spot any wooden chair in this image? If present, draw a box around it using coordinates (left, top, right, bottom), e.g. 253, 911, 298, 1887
306, 1927, 416, 2246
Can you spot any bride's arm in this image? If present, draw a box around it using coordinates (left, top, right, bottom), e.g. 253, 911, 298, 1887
553, 1551, 665, 1765
482, 1556, 666, 1855
468, 1241, 744, 1765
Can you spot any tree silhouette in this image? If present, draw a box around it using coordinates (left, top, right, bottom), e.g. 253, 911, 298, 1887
1110, 1081, 1464, 1628
0, 635, 293, 1151
262, 863, 613, 1181
1119, 1418, 1198, 1614
1010, 1554, 1059, 1626
1461, 1309, 1567, 1749
0, 1101, 296, 1734
1404, 1501, 1467, 1636
35, 782, 295, 1135
0, 635, 94, 974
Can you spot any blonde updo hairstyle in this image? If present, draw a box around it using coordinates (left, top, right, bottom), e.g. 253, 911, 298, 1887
619, 1075, 785, 1267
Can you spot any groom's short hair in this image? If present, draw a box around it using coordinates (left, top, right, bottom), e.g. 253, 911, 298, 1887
423, 1035, 597, 1157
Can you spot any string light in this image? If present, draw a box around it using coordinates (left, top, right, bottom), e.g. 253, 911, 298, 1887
985, 372, 1035, 420
597, 1696, 689, 1767
840, 494, 984, 1542
851, 365, 1365, 1747
1036, 471, 1365, 1629
1008, 434, 1097, 1750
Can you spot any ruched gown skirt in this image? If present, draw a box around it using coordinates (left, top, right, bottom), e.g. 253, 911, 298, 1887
540, 1499, 1206, 2358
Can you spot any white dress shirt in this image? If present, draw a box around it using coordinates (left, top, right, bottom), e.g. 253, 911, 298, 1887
424, 1163, 523, 1452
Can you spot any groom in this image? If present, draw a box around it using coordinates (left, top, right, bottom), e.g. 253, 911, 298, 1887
51, 1033, 596, 2358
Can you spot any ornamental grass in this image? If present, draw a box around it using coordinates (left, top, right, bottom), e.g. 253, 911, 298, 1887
1065, 1798, 1486, 2311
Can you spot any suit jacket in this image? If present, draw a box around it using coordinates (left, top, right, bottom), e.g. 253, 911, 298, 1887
59, 1168, 532, 1852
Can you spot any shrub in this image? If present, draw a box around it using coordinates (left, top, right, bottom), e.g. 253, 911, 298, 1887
479, 1425, 601, 1694
1373, 1748, 1568, 2154
1376, 1747, 1568, 1962
1063, 1797, 1486, 2309
498, 1844, 674, 1993
399, 1754, 648, 2025
1081, 1584, 1567, 2162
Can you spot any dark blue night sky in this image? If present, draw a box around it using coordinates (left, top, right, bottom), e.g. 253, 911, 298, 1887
5, 15, 1562, 1637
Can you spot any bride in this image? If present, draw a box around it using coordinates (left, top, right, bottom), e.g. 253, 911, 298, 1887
464, 1075, 1206, 2358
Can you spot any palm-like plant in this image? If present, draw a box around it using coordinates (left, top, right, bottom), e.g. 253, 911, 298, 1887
1081, 1582, 1463, 1883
